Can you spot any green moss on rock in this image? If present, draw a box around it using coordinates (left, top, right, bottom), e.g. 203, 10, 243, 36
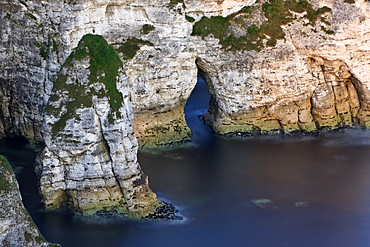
141, 24, 155, 35
47, 34, 124, 135
25, 12, 37, 21
192, 1, 332, 51
115, 38, 154, 60
185, 15, 195, 22
35, 41, 48, 59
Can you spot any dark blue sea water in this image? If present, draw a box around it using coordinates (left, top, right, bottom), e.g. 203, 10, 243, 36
2, 76, 370, 246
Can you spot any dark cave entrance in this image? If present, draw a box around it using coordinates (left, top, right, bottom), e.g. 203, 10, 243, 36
184, 69, 214, 145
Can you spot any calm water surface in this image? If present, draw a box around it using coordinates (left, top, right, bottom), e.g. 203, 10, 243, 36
2, 77, 370, 246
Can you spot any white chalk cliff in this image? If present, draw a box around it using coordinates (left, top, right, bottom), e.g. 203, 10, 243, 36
1, 0, 370, 224
37, 34, 159, 217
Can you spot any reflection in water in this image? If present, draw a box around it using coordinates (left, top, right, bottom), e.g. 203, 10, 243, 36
2, 77, 370, 246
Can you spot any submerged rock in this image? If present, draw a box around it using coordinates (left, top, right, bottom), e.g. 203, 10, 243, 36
144, 202, 183, 221
251, 198, 310, 211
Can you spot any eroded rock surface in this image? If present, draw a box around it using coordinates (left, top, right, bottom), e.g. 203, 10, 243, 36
193, 0, 370, 135
37, 34, 159, 217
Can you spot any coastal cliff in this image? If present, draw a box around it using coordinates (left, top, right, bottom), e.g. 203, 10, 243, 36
1, 0, 370, 240
2, 0, 370, 144
193, 0, 370, 136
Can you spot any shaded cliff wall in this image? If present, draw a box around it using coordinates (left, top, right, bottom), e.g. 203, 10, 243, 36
0, 1, 52, 142
0, 156, 57, 246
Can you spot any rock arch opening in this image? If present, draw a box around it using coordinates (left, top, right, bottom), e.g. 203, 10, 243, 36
184, 68, 214, 145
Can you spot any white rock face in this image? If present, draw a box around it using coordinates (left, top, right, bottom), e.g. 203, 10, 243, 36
65, 0, 370, 140
193, 0, 370, 135
185, 0, 257, 17
37, 34, 159, 216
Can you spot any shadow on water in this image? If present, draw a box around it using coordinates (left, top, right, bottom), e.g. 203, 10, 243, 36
184, 73, 215, 148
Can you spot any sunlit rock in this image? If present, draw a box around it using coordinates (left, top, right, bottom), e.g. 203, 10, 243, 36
3, 0, 370, 146
37, 34, 160, 217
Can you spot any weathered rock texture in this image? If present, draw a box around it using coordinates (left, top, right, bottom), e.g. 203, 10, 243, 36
37, 34, 159, 217
192, 0, 370, 135
2, 0, 370, 222
2, 0, 369, 144
0, 156, 57, 247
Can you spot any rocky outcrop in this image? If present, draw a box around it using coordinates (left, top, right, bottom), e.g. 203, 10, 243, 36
37, 34, 159, 217
0, 1, 49, 142
76, 0, 370, 140
0, 156, 57, 247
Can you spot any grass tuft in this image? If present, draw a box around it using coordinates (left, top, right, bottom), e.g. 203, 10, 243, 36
141, 24, 155, 35
185, 15, 195, 22
35, 41, 48, 59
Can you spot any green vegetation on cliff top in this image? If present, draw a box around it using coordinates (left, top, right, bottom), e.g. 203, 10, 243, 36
191, 0, 332, 51
168, 0, 184, 8
47, 34, 124, 135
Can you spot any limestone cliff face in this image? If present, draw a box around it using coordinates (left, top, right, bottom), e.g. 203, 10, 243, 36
2, 0, 370, 219
192, 0, 370, 135
37, 34, 159, 217
0, 156, 56, 247
55, 0, 370, 140
2, 0, 370, 141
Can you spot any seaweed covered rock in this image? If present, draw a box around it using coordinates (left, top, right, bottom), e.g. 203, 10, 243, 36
144, 202, 183, 221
